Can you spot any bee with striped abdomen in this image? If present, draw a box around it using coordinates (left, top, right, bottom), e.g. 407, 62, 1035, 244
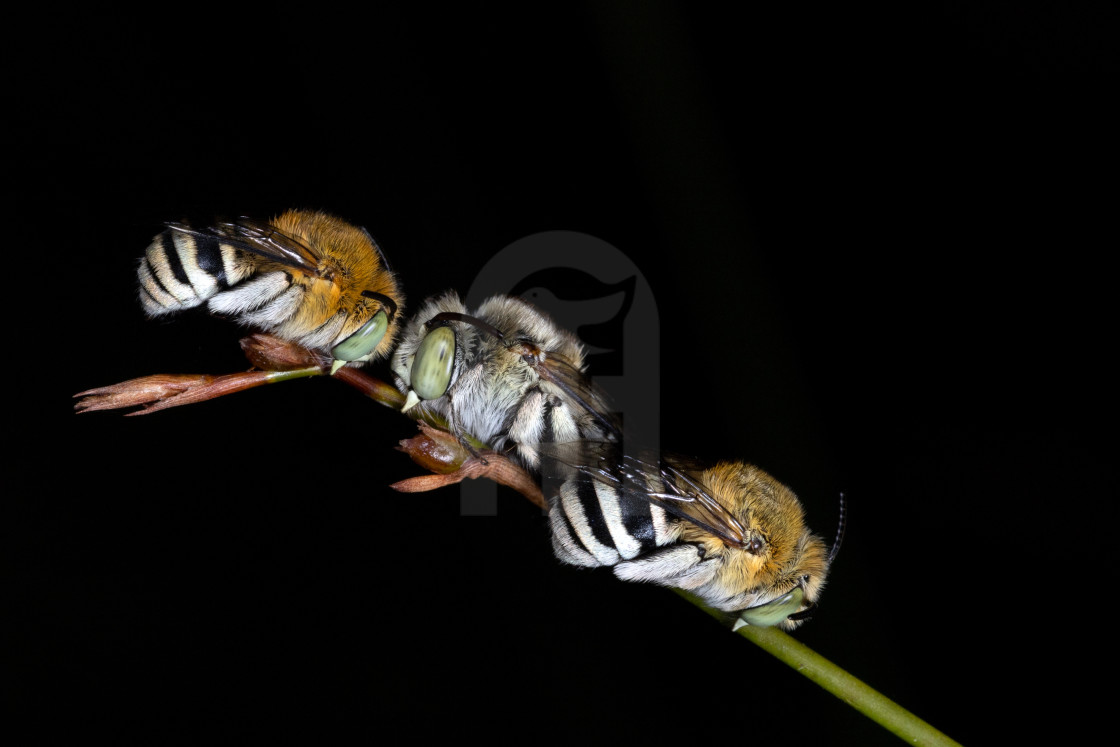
138, 209, 404, 371
539, 444, 840, 629
390, 292, 619, 467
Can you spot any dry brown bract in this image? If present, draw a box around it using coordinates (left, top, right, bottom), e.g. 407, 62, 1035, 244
73, 333, 544, 508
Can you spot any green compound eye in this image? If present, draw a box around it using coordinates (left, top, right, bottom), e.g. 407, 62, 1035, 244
331, 310, 389, 364
411, 325, 456, 400
733, 587, 805, 629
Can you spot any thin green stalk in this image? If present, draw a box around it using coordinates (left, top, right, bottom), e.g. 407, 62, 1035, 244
261, 366, 324, 383
75, 344, 959, 745
345, 360, 959, 744
678, 590, 961, 746
333, 366, 490, 452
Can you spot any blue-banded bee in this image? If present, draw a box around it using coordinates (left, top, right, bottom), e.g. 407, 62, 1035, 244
390, 292, 619, 467
138, 209, 404, 370
538, 444, 840, 629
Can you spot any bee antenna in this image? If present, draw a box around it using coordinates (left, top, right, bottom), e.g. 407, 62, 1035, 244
359, 226, 394, 274
827, 492, 846, 566
361, 290, 398, 320
426, 311, 505, 341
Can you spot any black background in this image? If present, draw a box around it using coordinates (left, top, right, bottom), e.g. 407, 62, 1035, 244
8, 3, 1115, 744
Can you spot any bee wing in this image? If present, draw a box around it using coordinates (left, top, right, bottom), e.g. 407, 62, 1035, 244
532, 350, 622, 442
645, 453, 749, 548
165, 217, 322, 276
536, 442, 748, 548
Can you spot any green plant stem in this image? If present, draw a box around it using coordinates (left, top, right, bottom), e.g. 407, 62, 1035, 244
262, 366, 323, 383
679, 591, 961, 746
76, 341, 958, 745
341, 359, 958, 744
333, 366, 490, 452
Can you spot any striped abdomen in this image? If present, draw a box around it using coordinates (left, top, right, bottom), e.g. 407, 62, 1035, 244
504, 389, 617, 470
137, 228, 254, 316
549, 469, 705, 572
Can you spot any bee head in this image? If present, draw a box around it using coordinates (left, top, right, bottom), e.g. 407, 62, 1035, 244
329, 290, 399, 374
396, 303, 506, 412
733, 528, 832, 630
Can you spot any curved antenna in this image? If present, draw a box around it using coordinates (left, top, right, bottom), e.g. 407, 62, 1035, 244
772, 493, 846, 626
359, 226, 394, 274
425, 311, 505, 341
828, 492, 847, 566
361, 290, 398, 321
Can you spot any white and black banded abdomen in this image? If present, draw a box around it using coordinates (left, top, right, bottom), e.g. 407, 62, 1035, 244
547, 463, 731, 592
549, 474, 722, 587
137, 228, 254, 316
549, 475, 672, 566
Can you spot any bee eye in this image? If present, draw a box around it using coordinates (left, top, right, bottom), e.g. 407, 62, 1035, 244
746, 537, 765, 555
332, 310, 389, 363
411, 325, 456, 400
734, 587, 805, 628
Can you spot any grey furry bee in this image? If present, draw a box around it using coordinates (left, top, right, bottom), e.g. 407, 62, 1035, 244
540, 444, 840, 629
138, 209, 404, 371
390, 292, 619, 466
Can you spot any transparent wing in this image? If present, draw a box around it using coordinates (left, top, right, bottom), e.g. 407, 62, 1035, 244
165, 216, 322, 275
531, 349, 622, 442
536, 441, 748, 548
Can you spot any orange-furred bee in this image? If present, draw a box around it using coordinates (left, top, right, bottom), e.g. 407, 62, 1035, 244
538, 443, 843, 629
390, 292, 619, 467
138, 209, 404, 372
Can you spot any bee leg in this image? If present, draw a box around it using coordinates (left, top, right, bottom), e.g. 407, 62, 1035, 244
613, 543, 720, 589
446, 402, 490, 465
455, 430, 490, 466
